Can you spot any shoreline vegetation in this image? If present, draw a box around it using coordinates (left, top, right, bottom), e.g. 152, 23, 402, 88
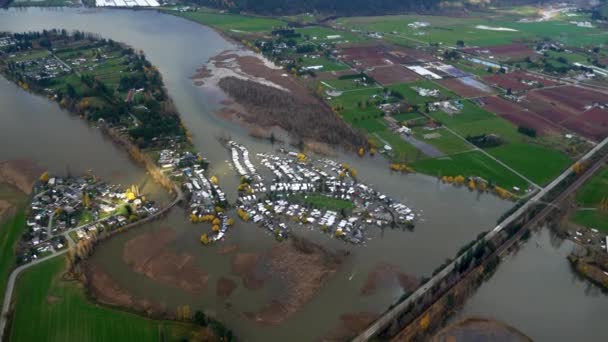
0, 30, 235, 341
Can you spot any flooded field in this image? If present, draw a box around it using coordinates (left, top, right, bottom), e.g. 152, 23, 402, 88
0, 7, 518, 341
455, 228, 608, 342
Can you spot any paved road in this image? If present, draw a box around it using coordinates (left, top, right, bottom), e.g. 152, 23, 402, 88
353, 136, 608, 342
0, 186, 182, 342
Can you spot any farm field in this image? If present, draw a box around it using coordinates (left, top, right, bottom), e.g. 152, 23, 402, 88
571, 167, 608, 232
411, 127, 473, 155
411, 150, 529, 191
9, 257, 204, 342
300, 56, 349, 72
295, 26, 368, 44
336, 14, 608, 47
166, 9, 285, 33
388, 80, 458, 105
373, 130, 422, 161
431, 111, 524, 144
485, 143, 571, 186
0, 208, 26, 306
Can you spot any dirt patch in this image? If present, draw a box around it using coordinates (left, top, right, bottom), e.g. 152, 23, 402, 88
483, 71, 559, 93
480, 96, 564, 136
323, 312, 378, 341
360, 262, 419, 296
439, 78, 493, 98
369, 65, 420, 85
242, 236, 346, 325
432, 317, 532, 342
123, 228, 209, 294
0, 200, 12, 217
463, 43, 536, 61
0, 159, 42, 195
520, 86, 608, 141
46, 295, 61, 304
216, 277, 237, 299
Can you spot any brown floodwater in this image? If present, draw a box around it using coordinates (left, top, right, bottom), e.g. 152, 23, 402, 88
455, 228, 608, 342
0, 7, 523, 341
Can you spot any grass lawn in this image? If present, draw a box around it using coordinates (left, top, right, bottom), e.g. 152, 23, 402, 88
428, 100, 529, 143
571, 210, 608, 233
295, 26, 367, 44
168, 10, 285, 33
388, 80, 457, 105
328, 87, 384, 123
411, 127, 473, 155
393, 112, 424, 122
0, 207, 26, 306
300, 56, 349, 72
322, 78, 380, 91
10, 257, 204, 342
352, 117, 387, 133
412, 150, 529, 191
292, 194, 355, 212
485, 143, 571, 186
338, 14, 608, 47
374, 130, 422, 162
575, 167, 608, 207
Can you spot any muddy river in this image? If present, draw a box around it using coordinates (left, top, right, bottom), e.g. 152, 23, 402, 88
2, 7, 593, 341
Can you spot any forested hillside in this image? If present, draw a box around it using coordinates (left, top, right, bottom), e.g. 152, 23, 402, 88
187, 0, 547, 15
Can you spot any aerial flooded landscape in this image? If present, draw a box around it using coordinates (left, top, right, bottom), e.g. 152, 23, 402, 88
0, 1, 608, 341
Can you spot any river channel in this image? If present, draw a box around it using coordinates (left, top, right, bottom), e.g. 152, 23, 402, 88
1, 7, 590, 341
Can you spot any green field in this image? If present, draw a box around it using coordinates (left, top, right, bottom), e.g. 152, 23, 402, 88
575, 167, 608, 207
9, 257, 204, 342
292, 193, 355, 212
322, 78, 380, 91
571, 210, 608, 233
337, 14, 608, 47
373, 130, 423, 162
300, 56, 349, 72
295, 26, 368, 44
167, 9, 286, 33
0, 207, 26, 307
412, 150, 529, 191
429, 101, 525, 143
388, 80, 458, 105
328, 87, 384, 125
411, 127, 473, 155
486, 143, 571, 186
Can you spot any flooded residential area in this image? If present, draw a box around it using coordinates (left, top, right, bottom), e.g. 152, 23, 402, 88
0, 4, 607, 342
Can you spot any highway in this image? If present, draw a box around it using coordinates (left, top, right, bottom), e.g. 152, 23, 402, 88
0, 185, 182, 342
353, 136, 608, 342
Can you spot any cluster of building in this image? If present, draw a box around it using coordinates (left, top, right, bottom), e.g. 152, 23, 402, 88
0, 36, 16, 48
156, 145, 229, 242
12, 55, 70, 82
225, 144, 416, 244
20, 175, 157, 264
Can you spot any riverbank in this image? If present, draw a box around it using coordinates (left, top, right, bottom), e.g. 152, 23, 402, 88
193, 49, 368, 153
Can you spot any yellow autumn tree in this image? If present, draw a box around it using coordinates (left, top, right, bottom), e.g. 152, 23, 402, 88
200, 233, 210, 245
40, 171, 50, 183
210, 176, 219, 185
212, 225, 220, 232
419, 313, 430, 331
572, 162, 584, 175
468, 179, 476, 191
357, 147, 365, 157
